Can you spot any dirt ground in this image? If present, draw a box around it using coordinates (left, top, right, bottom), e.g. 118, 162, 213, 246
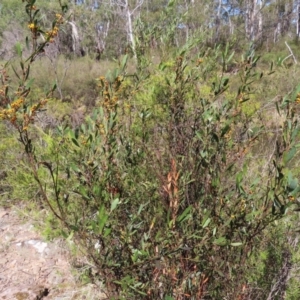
0, 206, 105, 300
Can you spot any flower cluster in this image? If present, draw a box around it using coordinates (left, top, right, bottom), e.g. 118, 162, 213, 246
296, 93, 300, 104
45, 26, 59, 43
0, 68, 9, 84
11, 98, 24, 110
238, 92, 245, 102
196, 58, 203, 66
43, 14, 63, 43
240, 199, 246, 211
55, 13, 64, 24
30, 99, 47, 116
98, 123, 105, 135
28, 22, 38, 36
0, 86, 8, 106
98, 76, 120, 112
28, 23, 35, 30
0, 98, 24, 123
0, 97, 47, 131
224, 128, 232, 140
42, 13, 63, 43
0, 68, 11, 110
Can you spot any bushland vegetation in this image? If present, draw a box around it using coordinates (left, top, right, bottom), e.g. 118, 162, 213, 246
2, 0, 300, 299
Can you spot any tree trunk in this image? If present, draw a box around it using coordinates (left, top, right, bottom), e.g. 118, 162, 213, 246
245, 0, 263, 42
297, 0, 300, 37
125, 0, 136, 59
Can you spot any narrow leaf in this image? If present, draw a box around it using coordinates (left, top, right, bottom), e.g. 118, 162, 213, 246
202, 217, 211, 228
177, 206, 192, 223
110, 198, 120, 212
231, 242, 243, 247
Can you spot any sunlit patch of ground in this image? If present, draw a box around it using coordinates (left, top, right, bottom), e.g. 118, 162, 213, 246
0, 207, 106, 299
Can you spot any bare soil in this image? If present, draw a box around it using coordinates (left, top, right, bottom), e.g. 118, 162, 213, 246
0, 206, 105, 300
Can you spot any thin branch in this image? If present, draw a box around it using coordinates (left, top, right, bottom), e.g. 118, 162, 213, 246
284, 41, 297, 64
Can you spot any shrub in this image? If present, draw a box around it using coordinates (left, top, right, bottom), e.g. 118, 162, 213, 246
1, 1, 300, 299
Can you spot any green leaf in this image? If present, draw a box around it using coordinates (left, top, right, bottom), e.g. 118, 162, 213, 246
222, 77, 229, 87
273, 195, 284, 214
61, 4, 68, 13
71, 138, 80, 147
226, 51, 235, 64
284, 147, 297, 164
98, 205, 108, 234
25, 36, 30, 50
202, 217, 211, 228
104, 227, 111, 237
221, 124, 231, 137
60, 230, 68, 238
216, 269, 225, 277
289, 185, 300, 197
25, 65, 31, 81
167, 0, 175, 8
177, 206, 192, 223
159, 62, 167, 71
230, 242, 243, 247
121, 54, 128, 71
78, 185, 90, 200
66, 230, 74, 241
292, 83, 300, 102
15, 42, 23, 57
33, 8, 40, 19
213, 227, 217, 236
11, 65, 21, 80
287, 171, 298, 192
25, 78, 35, 89
70, 163, 81, 173
214, 237, 228, 246
92, 186, 101, 197
110, 198, 120, 212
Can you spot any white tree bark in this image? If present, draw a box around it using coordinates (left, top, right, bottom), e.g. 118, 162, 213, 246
125, 0, 136, 57
257, 0, 263, 40
113, 0, 144, 60
297, 0, 300, 37
215, 0, 222, 40
67, 21, 80, 53
245, 0, 263, 41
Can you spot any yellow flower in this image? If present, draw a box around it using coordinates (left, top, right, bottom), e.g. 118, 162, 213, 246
289, 196, 295, 201
28, 23, 36, 30
55, 13, 64, 23
240, 199, 246, 211
11, 98, 24, 110
5, 108, 14, 115
196, 58, 203, 66
224, 129, 232, 140
45, 27, 59, 39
